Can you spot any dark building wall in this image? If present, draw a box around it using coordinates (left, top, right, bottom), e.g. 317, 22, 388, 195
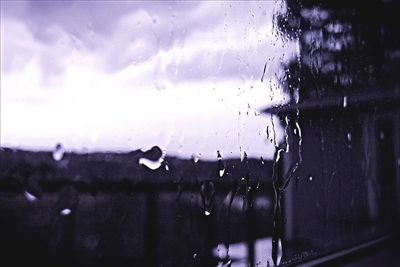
272, 0, 400, 264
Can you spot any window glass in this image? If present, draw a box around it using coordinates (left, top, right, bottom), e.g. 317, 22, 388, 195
1, 1, 399, 266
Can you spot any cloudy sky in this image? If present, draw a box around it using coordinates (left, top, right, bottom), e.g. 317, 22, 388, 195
1, 1, 297, 160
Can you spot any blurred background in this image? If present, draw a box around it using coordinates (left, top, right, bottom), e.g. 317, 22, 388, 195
1, 1, 399, 266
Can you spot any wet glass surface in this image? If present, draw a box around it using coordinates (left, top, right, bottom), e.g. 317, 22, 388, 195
1, 1, 399, 266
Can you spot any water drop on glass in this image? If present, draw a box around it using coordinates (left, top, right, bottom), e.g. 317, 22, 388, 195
193, 154, 200, 163
343, 96, 347, 108
139, 158, 163, 170
217, 150, 225, 178
309, 176, 313, 181
347, 132, 352, 142
53, 143, 64, 161
200, 181, 215, 216
276, 238, 283, 265
139, 146, 165, 170
60, 208, 71, 216
24, 191, 37, 202
216, 243, 228, 260
241, 151, 248, 163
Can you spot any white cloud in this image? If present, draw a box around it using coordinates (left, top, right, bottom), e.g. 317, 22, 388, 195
1, 1, 297, 160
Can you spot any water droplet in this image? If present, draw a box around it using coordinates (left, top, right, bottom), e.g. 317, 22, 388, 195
165, 164, 169, 171
192, 154, 200, 163
284, 115, 290, 153
218, 259, 232, 267
60, 208, 71, 216
139, 146, 165, 170
139, 158, 163, 170
241, 151, 248, 163
53, 143, 64, 161
200, 181, 215, 216
347, 132, 352, 142
24, 191, 37, 202
309, 175, 313, 181
217, 151, 225, 178
216, 243, 229, 260
275, 148, 284, 163
272, 238, 283, 266
193, 253, 198, 260
343, 96, 347, 108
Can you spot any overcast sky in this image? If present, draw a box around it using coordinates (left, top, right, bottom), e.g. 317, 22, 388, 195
1, 1, 297, 160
